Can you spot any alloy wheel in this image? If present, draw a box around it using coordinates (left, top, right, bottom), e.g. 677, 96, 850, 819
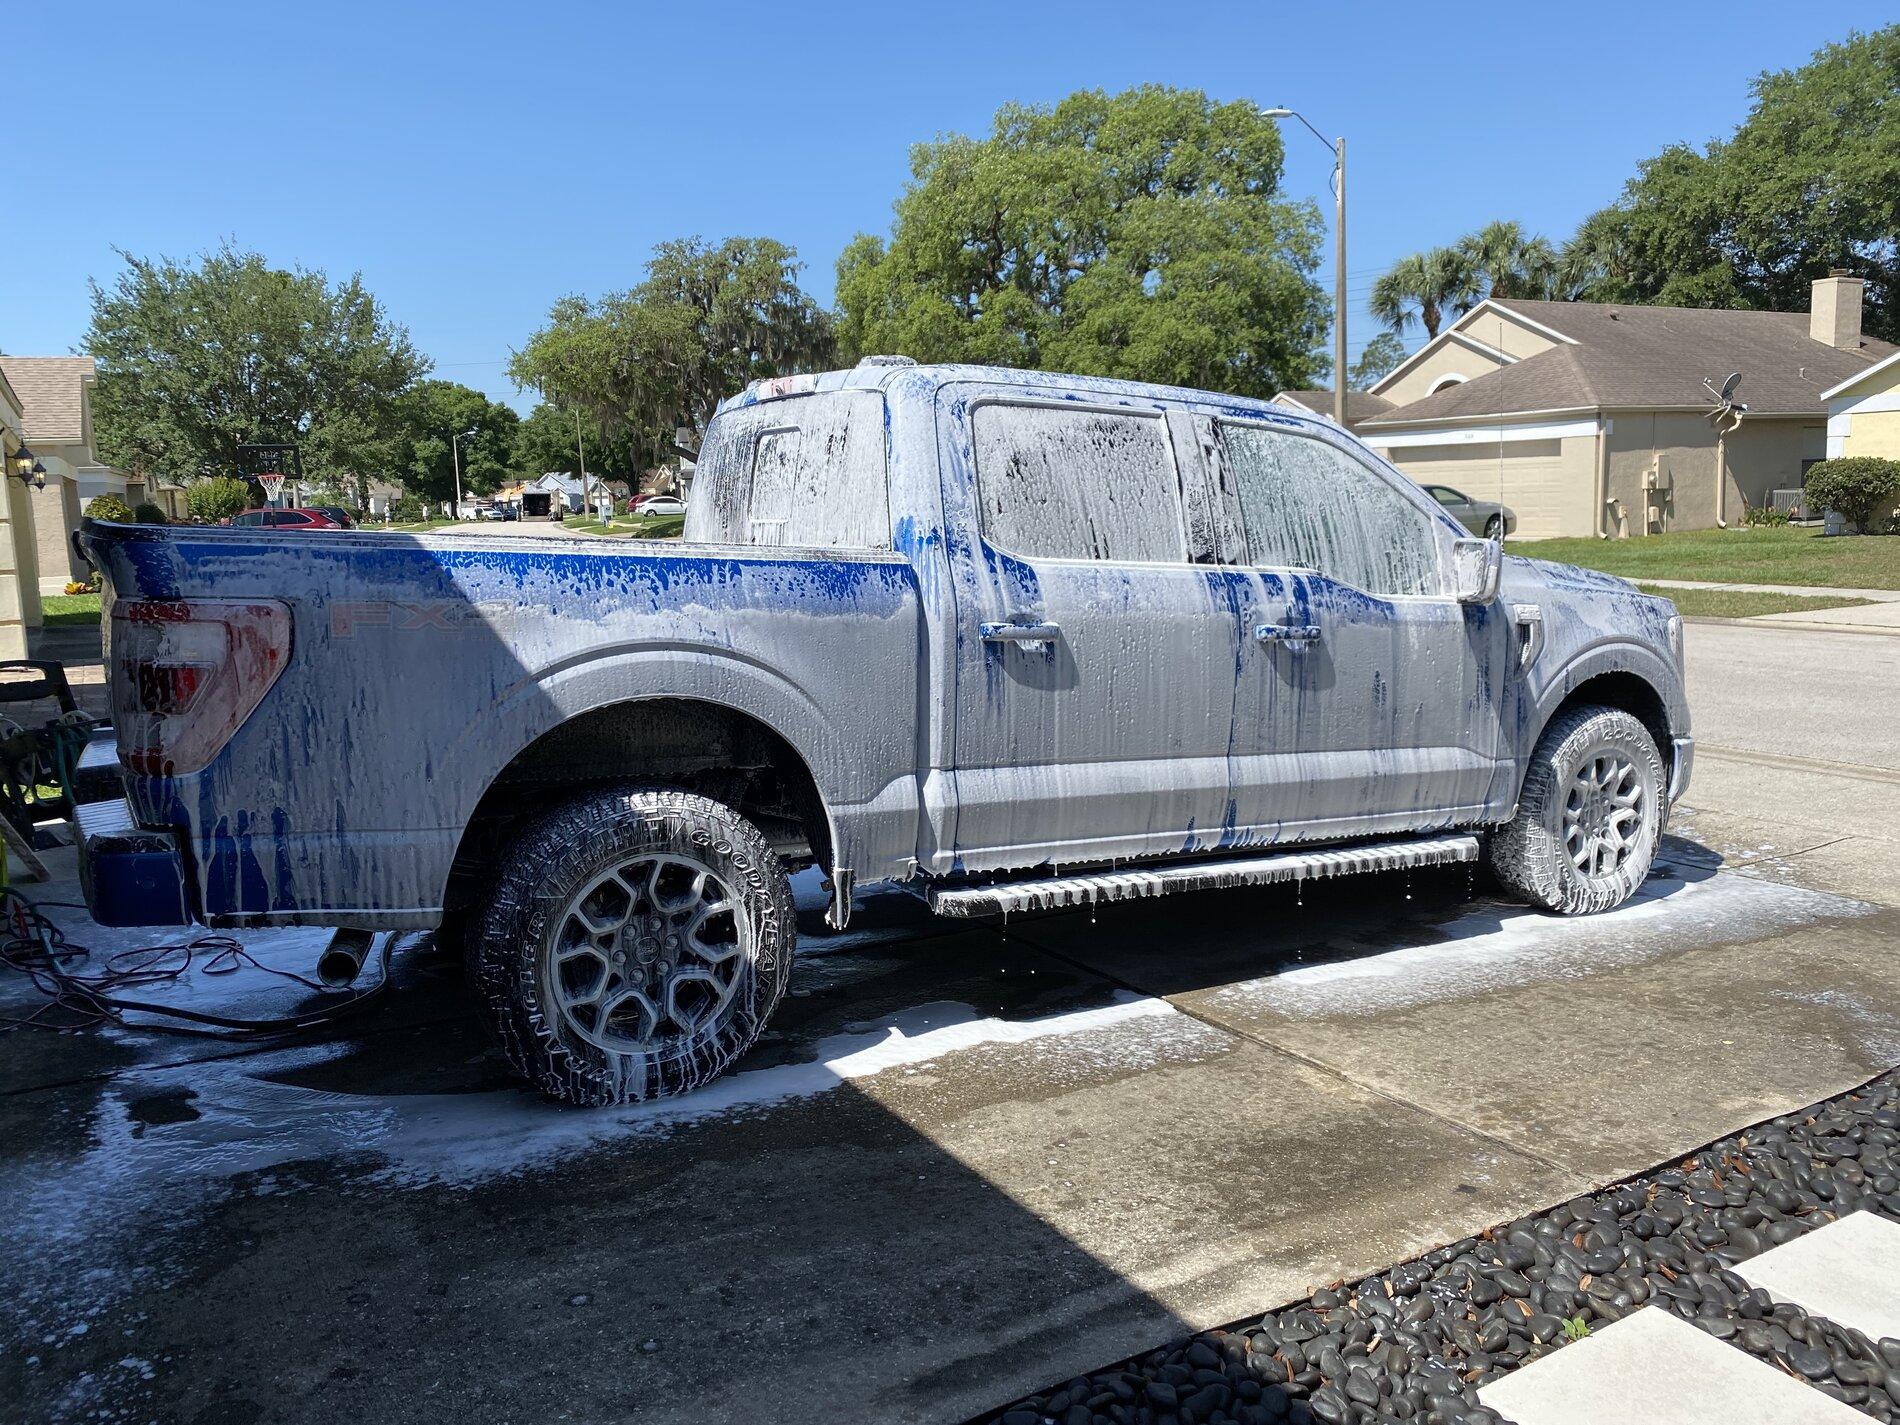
1562, 750, 1648, 879
544, 854, 745, 1054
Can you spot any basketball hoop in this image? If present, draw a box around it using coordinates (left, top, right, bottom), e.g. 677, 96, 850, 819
259, 471, 286, 506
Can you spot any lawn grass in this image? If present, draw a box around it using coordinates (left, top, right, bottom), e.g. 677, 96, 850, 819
565, 514, 687, 539
41, 593, 102, 628
1633, 583, 1874, 619
1513, 525, 1900, 590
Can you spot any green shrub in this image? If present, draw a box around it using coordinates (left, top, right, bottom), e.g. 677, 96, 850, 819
185, 476, 254, 523
1742, 502, 1790, 527
1804, 456, 1900, 534
388, 494, 426, 523
132, 501, 169, 525
84, 493, 135, 523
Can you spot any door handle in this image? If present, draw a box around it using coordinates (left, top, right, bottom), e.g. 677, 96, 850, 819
1254, 622, 1322, 646
981, 620, 1061, 650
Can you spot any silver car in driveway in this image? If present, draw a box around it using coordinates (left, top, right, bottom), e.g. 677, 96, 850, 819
1422, 483, 1516, 539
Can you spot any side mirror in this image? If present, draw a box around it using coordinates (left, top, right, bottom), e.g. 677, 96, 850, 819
1451, 537, 1502, 604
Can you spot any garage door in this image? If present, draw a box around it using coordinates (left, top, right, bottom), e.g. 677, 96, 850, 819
1384, 440, 1576, 539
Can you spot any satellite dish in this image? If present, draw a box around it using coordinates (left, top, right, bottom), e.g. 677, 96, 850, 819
1702, 372, 1747, 433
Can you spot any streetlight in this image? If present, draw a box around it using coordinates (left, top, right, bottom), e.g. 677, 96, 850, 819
1263, 106, 1347, 429
450, 426, 478, 519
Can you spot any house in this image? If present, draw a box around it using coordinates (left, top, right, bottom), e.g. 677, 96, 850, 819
0, 367, 45, 659
1291, 275, 1893, 539
0, 356, 141, 589
1822, 348, 1900, 461
524, 472, 587, 513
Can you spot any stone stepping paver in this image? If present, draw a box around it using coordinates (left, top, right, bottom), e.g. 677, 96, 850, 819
1737, 1210, 1900, 1345
1478, 1306, 1868, 1424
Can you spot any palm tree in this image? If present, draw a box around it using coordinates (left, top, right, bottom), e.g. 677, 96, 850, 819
1369, 247, 1477, 340
1458, 221, 1561, 301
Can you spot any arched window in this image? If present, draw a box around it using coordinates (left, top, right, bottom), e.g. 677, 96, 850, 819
1427, 373, 1469, 394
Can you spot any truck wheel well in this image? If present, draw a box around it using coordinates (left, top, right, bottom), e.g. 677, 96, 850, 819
1549, 672, 1671, 770
443, 699, 831, 921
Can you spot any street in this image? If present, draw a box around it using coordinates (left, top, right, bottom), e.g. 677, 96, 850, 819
4, 615, 1897, 1424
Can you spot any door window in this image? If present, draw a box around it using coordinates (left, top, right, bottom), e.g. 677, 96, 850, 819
972, 403, 1185, 563
1220, 424, 1446, 596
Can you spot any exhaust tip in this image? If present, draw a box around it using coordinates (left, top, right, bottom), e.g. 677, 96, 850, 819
317, 930, 377, 988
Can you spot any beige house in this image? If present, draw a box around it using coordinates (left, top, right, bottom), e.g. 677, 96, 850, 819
0, 356, 141, 591
1823, 348, 1900, 461
1278, 275, 1894, 539
0, 368, 46, 659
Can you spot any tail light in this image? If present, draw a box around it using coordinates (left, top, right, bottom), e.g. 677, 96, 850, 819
110, 600, 291, 777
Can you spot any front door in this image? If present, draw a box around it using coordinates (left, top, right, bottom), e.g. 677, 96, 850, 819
1207, 417, 1512, 843
940, 387, 1240, 872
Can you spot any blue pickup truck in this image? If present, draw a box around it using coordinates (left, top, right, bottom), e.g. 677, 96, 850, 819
76, 358, 1691, 1105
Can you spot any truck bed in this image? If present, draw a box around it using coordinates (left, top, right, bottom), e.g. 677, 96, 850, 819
78, 521, 924, 928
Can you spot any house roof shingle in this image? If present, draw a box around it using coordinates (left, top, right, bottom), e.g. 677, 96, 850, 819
1274, 389, 1397, 423
0, 356, 96, 443
1364, 301, 1896, 427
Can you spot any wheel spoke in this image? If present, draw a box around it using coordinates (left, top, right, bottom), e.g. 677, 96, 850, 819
599, 986, 661, 1042
665, 968, 721, 1032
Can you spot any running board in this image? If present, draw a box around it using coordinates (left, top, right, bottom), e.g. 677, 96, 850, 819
927, 834, 1482, 919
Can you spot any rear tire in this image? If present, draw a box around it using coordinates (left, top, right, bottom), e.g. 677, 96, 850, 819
1484, 515, 1504, 540
1488, 706, 1665, 915
471, 785, 795, 1106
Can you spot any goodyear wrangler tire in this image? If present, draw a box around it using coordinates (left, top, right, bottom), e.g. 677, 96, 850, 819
472, 786, 795, 1107
1487, 705, 1666, 916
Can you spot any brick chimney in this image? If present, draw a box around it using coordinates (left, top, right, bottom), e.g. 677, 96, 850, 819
1810, 270, 1865, 348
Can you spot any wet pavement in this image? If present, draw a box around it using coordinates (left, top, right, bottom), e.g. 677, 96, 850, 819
4, 618, 1898, 1424
4, 827, 1897, 1425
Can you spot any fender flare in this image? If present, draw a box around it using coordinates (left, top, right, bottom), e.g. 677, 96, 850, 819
446, 644, 853, 853
1531, 639, 1686, 740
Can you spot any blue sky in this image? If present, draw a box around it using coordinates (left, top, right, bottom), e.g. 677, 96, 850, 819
5, 1, 1890, 410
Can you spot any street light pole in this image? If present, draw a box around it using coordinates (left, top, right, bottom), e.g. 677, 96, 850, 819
1264, 107, 1347, 429
450, 426, 477, 518
573, 409, 589, 519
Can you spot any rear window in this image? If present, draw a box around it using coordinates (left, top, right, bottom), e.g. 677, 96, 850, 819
684, 390, 889, 549
972, 403, 1184, 563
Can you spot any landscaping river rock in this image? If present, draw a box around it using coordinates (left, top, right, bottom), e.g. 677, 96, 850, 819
981, 1070, 1900, 1425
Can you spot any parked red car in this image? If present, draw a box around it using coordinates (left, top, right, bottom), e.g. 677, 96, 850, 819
227, 508, 349, 530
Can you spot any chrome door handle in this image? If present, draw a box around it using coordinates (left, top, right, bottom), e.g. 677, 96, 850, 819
981, 620, 1060, 649
1254, 622, 1322, 646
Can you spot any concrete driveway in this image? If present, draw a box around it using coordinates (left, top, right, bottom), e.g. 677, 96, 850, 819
4, 619, 1896, 1425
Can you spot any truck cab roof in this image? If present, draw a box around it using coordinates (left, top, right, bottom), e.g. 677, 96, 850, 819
722, 356, 1307, 428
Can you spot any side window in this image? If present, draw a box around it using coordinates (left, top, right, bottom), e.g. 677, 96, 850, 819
1220, 423, 1446, 596
682, 390, 889, 549
973, 403, 1185, 563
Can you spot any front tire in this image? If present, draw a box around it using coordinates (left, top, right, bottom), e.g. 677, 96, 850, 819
472, 786, 795, 1106
1488, 706, 1665, 915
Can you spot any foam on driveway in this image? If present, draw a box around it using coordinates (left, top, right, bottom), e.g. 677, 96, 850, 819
6, 849, 1900, 1425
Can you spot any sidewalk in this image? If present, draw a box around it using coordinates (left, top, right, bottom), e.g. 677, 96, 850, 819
1638, 576, 1900, 601
1639, 577, 1900, 633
